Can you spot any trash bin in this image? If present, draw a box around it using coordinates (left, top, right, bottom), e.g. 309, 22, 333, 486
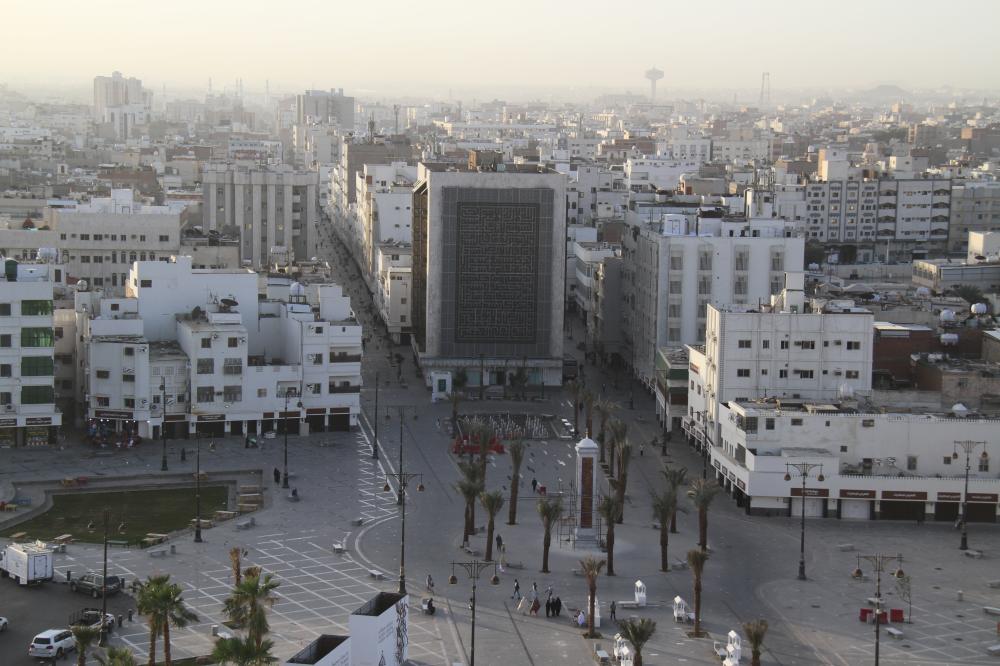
538, 485, 547, 495
65, 570, 72, 582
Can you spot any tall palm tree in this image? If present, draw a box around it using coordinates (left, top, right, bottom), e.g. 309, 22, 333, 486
455, 461, 484, 546
662, 466, 687, 533
578, 556, 606, 638
613, 439, 633, 523
507, 439, 525, 525
223, 572, 280, 651
536, 497, 563, 573
475, 424, 496, 486
565, 379, 584, 436
159, 579, 197, 666
593, 398, 616, 463
650, 488, 677, 572
687, 549, 709, 637
743, 619, 769, 666
72, 625, 101, 666
479, 490, 505, 561
97, 646, 138, 666
229, 547, 247, 586
136, 574, 168, 666
211, 635, 278, 666
596, 494, 622, 576
607, 418, 628, 479
582, 388, 595, 438
687, 479, 721, 552
617, 618, 657, 666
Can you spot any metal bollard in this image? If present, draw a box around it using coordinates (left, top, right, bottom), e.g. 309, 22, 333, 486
957, 590, 964, 601
128, 609, 134, 623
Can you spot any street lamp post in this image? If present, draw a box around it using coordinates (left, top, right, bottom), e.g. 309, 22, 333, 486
784, 462, 825, 580
194, 428, 203, 543
282, 388, 300, 489
852, 553, 904, 666
159, 381, 168, 472
382, 406, 424, 595
953, 440, 988, 551
448, 560, 499, 666
98, 508, 110, 645
372, 370, 379, 459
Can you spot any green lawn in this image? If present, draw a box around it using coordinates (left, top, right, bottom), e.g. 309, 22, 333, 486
0, 486, 229, 545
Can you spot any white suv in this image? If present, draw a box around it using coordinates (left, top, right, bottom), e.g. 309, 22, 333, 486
28, 629, 75, 659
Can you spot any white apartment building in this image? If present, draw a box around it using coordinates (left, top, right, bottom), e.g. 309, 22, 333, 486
201, 164, 320, 270
714, 399, 999, 522
352, 163, 416, 292
684, 275, 874, 455
625, 157, 700, 194
376, 244, 412, 344
566, 165, 627, 226
75, 256, 362, 440
573, 241, 618, 319
0, 190, 182, 296
666, 137, 712, 164
949, 182, 1000, 253
93, 71, 148, 121
0, 258, 63, 447
622, 215, 804, 388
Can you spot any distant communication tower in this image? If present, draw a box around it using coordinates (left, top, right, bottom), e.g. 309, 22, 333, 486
645, 67, 664, 101
759, 72, 771, 107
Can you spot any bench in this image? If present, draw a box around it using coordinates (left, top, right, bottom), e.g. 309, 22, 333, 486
53, 534, 73, 544
965, 550, 984, 559
238, 503, 258, 514
192, 472, 208, 480
332, 542, 345, 554
148, 548, 167, 558
506, 561, 524, 570
239, 485, 262, 493
837, 543, 855, 552
886, 628, 903, 639
595, 649, 610, 663
10, 531, 27, 540
107, 539, 129, 549
190, 519, 214, 529
368, 569, 384, 580
214, 510, 238, 521
235, 518, 255, 530
984, 607, 1000, 616
351, 518, 364, 527
1, 503, 17, 512
462, 545, 480, 557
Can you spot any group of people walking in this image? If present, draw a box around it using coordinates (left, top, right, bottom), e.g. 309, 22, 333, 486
512, 579, 563, 617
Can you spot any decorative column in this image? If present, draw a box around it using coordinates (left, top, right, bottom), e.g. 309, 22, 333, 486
575, 437, 599, 547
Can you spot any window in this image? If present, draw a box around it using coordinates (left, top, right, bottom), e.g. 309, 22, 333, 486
21, 357, 53, 376
400, 315, 407, 323
943, 456, 952, 465
21, 385, 54, 404
738, 339, 751, 349
93, 396, 109, 407
668, 281, 682, 294
0, 364, 9, 377
80, 256, 90, 263
400, 297, 407, 304
21, 328, 54, 347
847, 341, 861, 350
223, 358, 243, 375
201, 338, 211, 349
223, 386, 242, 402
0, 303, 9, 316
780, 340, 789, 349
196, 387, 215, 402
124, 397, 135, 408
228, 337, 238, 348
669, 254, 683, 270
123, 346, 134, 356
778, 369, 788, 378
791, 418, 803, 426
795, 369, 814, 379
761, 340, 769, 349
0, 334, 10, 347
122, 373, 135, 382
862, 419, 875, 427
765, 418, 775, 430
257, 388, 267, 398
760, 368, 768, 376
736, 368, 750, 377
845, 370, 859, 379
309, 383, 322, 395
980, 456, 990, 473
906, 455, 918, 471
797, 340, 815, 350
197, 358, 214, 374
80, 234, 90, 240
140, 279, 152, 288
159, 235, 169, 242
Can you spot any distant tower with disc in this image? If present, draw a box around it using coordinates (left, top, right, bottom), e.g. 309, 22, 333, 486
645, 67, 664, 101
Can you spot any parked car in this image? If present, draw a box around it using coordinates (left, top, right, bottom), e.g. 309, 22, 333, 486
69, 572, 122, 598
70, 608, 115, 633
28, 629, 75, 659
0, 616, 8, 631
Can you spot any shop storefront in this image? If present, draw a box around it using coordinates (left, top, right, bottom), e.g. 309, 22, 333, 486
838, 489, 876, 520
879, 490, 927, 520
0, 418, 17, 447
790, 487, 828, 518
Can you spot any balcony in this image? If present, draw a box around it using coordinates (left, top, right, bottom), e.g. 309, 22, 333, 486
327, 384, 360, 394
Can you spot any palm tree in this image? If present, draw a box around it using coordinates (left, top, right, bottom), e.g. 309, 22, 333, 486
97, 646, 138, 666
582, 388, 595, 438
479, 490, 505, 561
578, 556, 606, 638
536, 497, 563, 573
687, 479, 721, 552
230, 547, 247, 586
72, 625, 101, 666
475, 424, 496, 486
742, 619, 769, 666
662, 467, 687, 533
507, 439, 525, 525
612, 438, 632, 523
617, 618, 657, 666
593, 398, 616, 463
607, 418, 628, 479
211, 635, 278, 666
455, 461, 483, 546
596, 494, 622, 576
687, 549, 709, 637
223, 572, 280, 651
565, 379, 584, 436
650, 488, 677, 572
137, 574, 197, 666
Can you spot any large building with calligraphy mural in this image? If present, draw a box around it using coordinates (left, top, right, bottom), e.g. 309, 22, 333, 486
411, 159, 567, 387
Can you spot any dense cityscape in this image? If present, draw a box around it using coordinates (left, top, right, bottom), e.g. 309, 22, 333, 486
1, 4, 1000, 665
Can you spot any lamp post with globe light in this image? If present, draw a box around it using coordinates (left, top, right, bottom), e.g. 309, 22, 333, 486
784, 462, 824, 580
852, 553, 904, 666
953, 440, 988, 551
448, 560, 499, 666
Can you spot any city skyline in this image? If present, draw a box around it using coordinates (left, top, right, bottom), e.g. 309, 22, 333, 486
5, 0, 1000, 98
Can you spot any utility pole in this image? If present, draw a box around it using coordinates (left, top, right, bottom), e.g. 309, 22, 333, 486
382, 404, 423, 595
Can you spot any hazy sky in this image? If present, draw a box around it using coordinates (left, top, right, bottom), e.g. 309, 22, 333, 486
4, 0, 999, 98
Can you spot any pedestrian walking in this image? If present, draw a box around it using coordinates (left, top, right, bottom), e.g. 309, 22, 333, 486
426, 574, 434, 593
512, 579, 521, 601
496, 533, 503, 552
273, 467, 281, 484
610, 600, 617, 621
555, 597, 562, 616
530, 597, 540, 616
545, 585, 553, 600
545, 598, 552, 618
531, 477, 538, 493
532, 581, 538, 598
